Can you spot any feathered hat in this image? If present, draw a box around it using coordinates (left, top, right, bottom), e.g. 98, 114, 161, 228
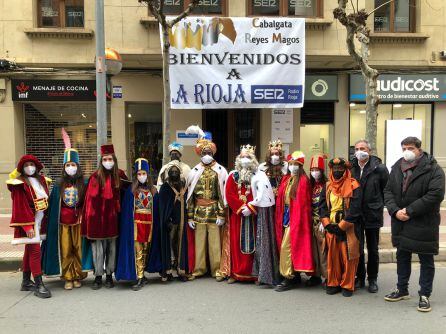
287, 151, 305, 165
62, 128, 80, 165
134, 158, 150, 173
168, 141, 184, 154
310, 153, 327, 171
186, 125, 217, 156
328, 157, 351, 169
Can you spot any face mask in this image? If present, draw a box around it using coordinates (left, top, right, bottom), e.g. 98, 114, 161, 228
402, 149, 416, 162
333, 171, 345, 180
288, 165, 299, 175
137, 174, 147, 184
201, 155, 214, 165
65, 165, 78, 176
311, 170, 321, 180
270, 155, 280, 165
24, 166, 36, 176
240, 157, 251, 168
102, 161, 115, 170
355, 150, 369, 162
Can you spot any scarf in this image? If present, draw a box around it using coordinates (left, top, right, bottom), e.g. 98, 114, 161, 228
327, 169, 359, 199
400, 154, 422, 192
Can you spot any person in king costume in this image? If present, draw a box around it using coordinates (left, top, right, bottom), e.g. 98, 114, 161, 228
158, 161, 190, 281
6, 154, 52, 298
42, 129, 92, 290
319, 157, 362, 297
116, 158, 161, 290
185, 126, 228, 281
258, 140, 288, 197
82, 144, 128, 290
225, 145, 260, 283
275, 151, 315, 292
307, 153, 328, 287
156, 141, 191, 189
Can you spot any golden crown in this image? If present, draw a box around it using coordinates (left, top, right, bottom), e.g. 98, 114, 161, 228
268, 140, 283, 151
240, 144, 256, 155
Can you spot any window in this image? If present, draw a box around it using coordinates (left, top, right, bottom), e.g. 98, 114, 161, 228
38, 0, 84, 28
374, 0, 415, 33
154, 0, 226, 16
248, 0, 322, 17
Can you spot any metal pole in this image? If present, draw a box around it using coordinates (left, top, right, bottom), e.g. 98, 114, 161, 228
95, 0, 107, 163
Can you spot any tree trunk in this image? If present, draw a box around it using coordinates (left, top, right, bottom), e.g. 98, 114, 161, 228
162, 26, 171, 165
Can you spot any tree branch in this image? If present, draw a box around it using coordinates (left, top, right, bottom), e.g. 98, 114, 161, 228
168, 0, 199, 28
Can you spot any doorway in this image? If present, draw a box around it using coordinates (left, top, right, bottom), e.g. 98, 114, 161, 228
203, 109, 260, 170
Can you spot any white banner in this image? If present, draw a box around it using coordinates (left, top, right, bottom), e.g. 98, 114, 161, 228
164, 17, 305, 109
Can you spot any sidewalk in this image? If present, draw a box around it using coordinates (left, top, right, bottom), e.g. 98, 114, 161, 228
1, 212, 446, 271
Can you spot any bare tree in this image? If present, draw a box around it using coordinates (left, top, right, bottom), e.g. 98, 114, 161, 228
141, 0, 199, 164
334, 1, 393, 151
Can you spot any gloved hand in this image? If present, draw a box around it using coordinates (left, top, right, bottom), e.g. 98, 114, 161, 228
216, 218, 225, 226
334, 226, 347, 241
318, 222, 325, 233
325, 224, 336, 234
242, 206, 252, 217
188, 221, 196, 230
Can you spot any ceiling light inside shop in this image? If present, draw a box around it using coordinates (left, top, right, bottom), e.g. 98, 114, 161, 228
350, 103, 356, 107
89, 125, 93, 128
359, 110, 366, 114
394, 104, 402, 108
128, 114, 132, 118
81, 113, 87, 118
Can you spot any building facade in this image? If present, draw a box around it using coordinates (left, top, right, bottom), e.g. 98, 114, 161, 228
0, 0, 445, 211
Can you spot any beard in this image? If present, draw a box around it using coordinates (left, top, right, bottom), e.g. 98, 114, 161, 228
235, 154, 259, 183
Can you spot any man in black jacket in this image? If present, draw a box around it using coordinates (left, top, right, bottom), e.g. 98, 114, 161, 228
352, 140, 389, 293
384, 137, 445, 313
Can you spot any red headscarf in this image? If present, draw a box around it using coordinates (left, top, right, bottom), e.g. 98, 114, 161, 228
327, 168, 359, 198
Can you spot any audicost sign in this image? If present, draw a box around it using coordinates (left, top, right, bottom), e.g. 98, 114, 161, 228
350, 74, 446, 102
163, 17, 305, 109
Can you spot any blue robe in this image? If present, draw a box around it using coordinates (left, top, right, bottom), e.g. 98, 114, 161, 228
41, 183, 93, 276
115, 187, 162, 281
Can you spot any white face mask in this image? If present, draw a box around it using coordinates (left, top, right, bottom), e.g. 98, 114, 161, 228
102, 161, 115, 170
311, 170, 321, 180
355, 150, 369, 162
24, 166, 36, 176
65, 165, 78, 176
201, 155, 214, 165
403, 149, 416, 162
137, 174, 148, 184
288, 165, 299, 175
240, 157, 251, 168
270, 155, 280, 165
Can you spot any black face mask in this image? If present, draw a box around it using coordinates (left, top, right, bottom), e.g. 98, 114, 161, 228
168, 170, 180, 181
170, 153, 181, 161
332, 171, 345, 180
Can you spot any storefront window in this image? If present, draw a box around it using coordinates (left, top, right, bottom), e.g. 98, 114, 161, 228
349, 103, 432, 161
126, 103, 162, 181
38, 0, 84, 28
374, 0, 415, 33
152, 0, 225, 15
248, 0, 322, 17
24, 103, 111, 180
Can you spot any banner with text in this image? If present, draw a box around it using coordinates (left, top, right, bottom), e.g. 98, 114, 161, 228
164, 17, 305, 109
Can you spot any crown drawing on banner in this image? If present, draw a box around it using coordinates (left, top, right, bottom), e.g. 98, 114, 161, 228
268, 140, 283, 151
240, 144, 256, 155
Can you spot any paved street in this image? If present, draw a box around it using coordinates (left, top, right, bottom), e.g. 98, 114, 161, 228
0, 263, 445, 334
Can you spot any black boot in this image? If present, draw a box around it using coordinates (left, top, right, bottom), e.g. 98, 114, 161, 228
305, 276, 322, 287
368, 279, 379, 293
34, 275, 51, 299
275, 278, 296, 292
132, 279, 144, 291
355, 278, 365, 289
104, 274, 115, 288
20, 271, 35, 292
92, 276, 102, 290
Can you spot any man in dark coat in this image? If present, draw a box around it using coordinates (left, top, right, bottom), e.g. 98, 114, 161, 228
384, 137, 445, 313
351, 140, 389, 293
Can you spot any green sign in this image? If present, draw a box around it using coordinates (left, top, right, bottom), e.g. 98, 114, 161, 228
305, 75, 338, 101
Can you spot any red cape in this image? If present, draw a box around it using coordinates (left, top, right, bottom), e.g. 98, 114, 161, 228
275, 174, 315, 273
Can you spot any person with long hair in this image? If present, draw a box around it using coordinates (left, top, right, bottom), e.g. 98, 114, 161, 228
116, 158, 160, 290
82, 144, 128, 290
42, 130, 92, 289
6, 155, 52, 298
274, 151, 314, 292
307, 154, 328, 287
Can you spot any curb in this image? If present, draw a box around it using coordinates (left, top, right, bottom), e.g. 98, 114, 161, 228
0, 258, 22, 272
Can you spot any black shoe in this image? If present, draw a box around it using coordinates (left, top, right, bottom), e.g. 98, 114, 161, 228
355, 278, 365, 289
342, 288, 353, 297
131, 279, 144, 291
166, 273, 174, 282
384, 288, 410, 302
104, 274, 115, 288
33, 275, 51, 299
275, 278, 296, 292
20, 271, 35, 292
306, 276, 322, 287
417, 295, 432, 312
142, 276, 149, 285
326, 286, 342, 295
368, 279, 379, 293
92, 276, 102, 290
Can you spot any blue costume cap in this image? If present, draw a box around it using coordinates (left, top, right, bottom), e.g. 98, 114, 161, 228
203, 131, 212, 140
134, 158, 150, 173
63, 149, 80, 165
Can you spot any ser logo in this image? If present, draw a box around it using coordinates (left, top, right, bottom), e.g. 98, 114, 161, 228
251, 85, 302, 104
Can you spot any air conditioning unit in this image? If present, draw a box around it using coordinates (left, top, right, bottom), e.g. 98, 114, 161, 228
440, 51, 446, 59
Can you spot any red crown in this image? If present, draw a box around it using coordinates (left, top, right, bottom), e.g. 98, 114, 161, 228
100, 144, 115, 156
